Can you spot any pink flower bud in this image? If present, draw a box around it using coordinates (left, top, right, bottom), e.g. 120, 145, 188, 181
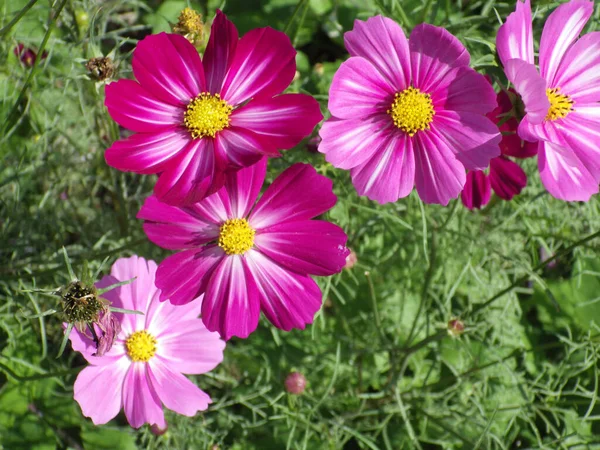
447, 319, 465, 337
284, 372, 307, 395
344, 249, 357, 269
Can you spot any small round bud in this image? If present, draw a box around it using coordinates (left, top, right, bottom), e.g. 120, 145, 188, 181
62, 281, 103, 324
344, 249, 358, 270
447, 318, 465, 337
284, 372, 307, 395
85, 57, 115, 81
150, 421, 168, 436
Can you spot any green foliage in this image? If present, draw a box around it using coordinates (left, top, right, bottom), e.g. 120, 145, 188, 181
1, 0, 600, 448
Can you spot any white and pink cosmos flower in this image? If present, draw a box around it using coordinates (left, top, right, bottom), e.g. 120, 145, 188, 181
104, 10, 322, 206
69, 256, 225, 428
497, 0, 600, 201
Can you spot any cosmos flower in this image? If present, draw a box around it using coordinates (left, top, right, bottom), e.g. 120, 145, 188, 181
104, 10, 322, 205
69, 256, 225, 428
497, 0, 600, 201
318, 16, 501, 205
138, 159, 349, 340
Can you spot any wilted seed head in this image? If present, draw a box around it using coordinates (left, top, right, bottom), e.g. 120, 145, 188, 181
284, 372, 307, 395
447, 318, 465, 337
85, 56, 115, 81
173, 7, 204, 46
62, 281, 104, 324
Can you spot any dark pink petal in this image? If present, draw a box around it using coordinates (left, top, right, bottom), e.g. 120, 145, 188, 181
138, 195, 219, 250
496, 0, 534, 66
231, 94, 323, 149
148, 358, 212, 415
434, 67, 497, 115
123, 364, 165, 429
105, 80, 183, 132
154, 138, 226, 206
433, 111, 501, 171
318, 116, 391, 170
489, 156, 527, 200
202, 256, 261, 340
74, 360, 129, 425
344, 15, 411, 91
539, 0, 593, 85
221, 27, 295, 105
328, 57, 395, 120
461, 171, 491, 210
413, 131, 466, 205
224, 158, 267, 218
105, 129, 189, 175
157, 321, 225, 374
409, 24, 470, 93
553, 32, 600, 104
245, 250, 322, 332
203, 10, 238, 94
156, 247, 224, 305
214, 127, 277, 171
350, 132, 415, 204
249, 164, 337, 229
538, 140, 598, 201
132, 33, 205, 105
504, 59, 549, 125
255, 220, 348, 276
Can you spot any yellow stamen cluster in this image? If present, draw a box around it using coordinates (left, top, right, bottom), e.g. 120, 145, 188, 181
388, 87, 435, 136
172, 8, 204, 45
125, 330, 157, 362
218, 219, 255, 255
545, 87, 573, 121
184, 93, 232, 139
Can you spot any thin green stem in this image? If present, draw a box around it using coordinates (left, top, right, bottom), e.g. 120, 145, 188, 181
0, 0, 38, 36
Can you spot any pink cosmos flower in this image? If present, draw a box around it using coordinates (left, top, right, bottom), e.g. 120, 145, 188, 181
69, 256, 225, 428
104, 10, 322, 206
137, 159, 349, 340
497, 0, 600, 201
461, 88, 536, 209
318, 17, 501, 205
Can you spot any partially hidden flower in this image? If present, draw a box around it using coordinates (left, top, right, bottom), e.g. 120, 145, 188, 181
284, 372, 307, 395
172, 7, 204, 46
318, 17, 501, 205
14, 43, 47, 67
68, 256, 225, 427
461, 88, 535, 209
497, 0, 600, 201
105, 10, 322, 206
138, 159, 349, 340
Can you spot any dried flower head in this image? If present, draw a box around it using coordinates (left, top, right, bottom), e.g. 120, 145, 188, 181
62, 280, 104, 325
172, 7, 204, 46
85, 56, 115, 81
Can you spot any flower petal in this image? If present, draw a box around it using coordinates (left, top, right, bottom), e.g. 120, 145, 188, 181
68, 322, 126, 365
318, 116, 391, 170
138, 195, 219, 250
344, 15, 411, 91
105, 129, 190, 175
148, 357, 212, 416
413, 131, 466, 205
538, 140, 598, 201
231, 94, 323, 149
496, 0, 534, 66
74, 359, 129, 425
249, 164, 337, 230
503, 59, 549, 125
434, 67, 497, 115
203, 10, 238, 94
328, 57, 395, 120
255, 220, 348, 276
224, 157, 267, 219
410, 23, 470, 93
489, 156, 527, 200
214, 127, 277, 171
539, 0, 593, 86
461, 170, 491, 209
221, 27, 295, 105
105, 80, 183, 132
122, 364, 165, 429
350, 132, 416, 204
245, 250, 322, 332
132, 33, 205, 105
202, 255, 260, 340
559, 106, 600, 182
156, 246, 224, 305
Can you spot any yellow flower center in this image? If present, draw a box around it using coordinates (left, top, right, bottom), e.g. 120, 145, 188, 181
545, 88, 573, 121
184, 93, 232, 139
177, 7, 203, 35
218, 219, 255, 255
125, 330, 157, 362
388, 87, 435, 136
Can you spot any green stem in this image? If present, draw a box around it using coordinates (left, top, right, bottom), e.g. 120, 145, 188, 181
0, 0, 38, 36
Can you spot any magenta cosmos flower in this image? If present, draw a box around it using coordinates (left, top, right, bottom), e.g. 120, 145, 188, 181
137, 159, 349, 340
497, 0, 600, 201
318, 16, 501, 205
461, 88, 536, 209
69, 256, 225, 428
104, 10, 322, 206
